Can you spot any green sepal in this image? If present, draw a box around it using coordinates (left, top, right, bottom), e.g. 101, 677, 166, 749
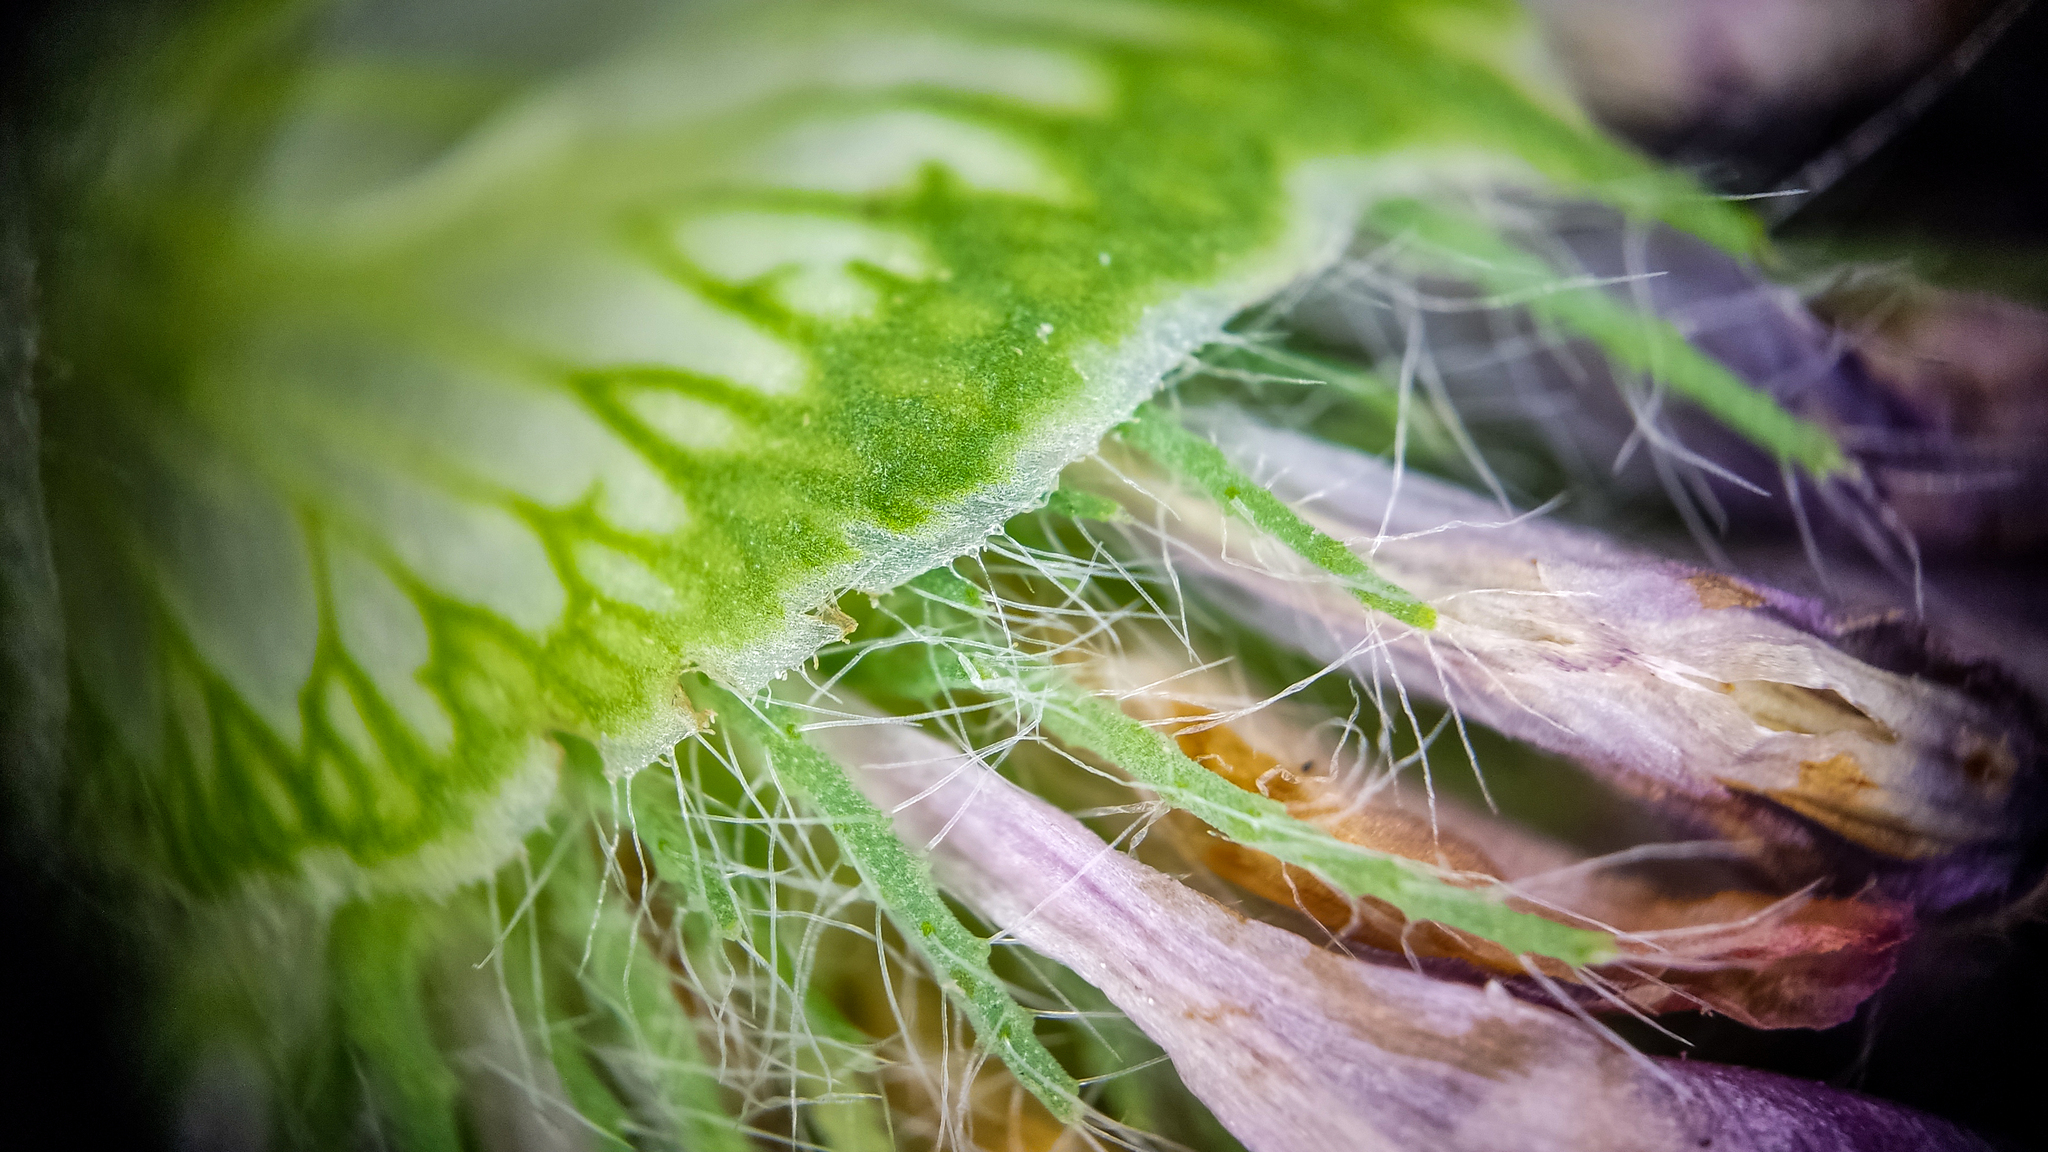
697, 678, 1083, 1123
1366, 198, 1852, 478
328, 898, 465, 1152
1039, 675, 1618, 967
1117, 403, 1438, 628
1046, 484, 1129, 524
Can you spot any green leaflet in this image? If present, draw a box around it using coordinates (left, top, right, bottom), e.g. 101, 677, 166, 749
789, 989, 896, 1152
322, 836, 758, 1152
905, 562, 988, 611
566, 883, 755, 1152
700, 680, 1082, 1122
628, 775, 744, 942
1364, 197, 1852, 477
328, 900, 467, 1152
626, 771, 893, 1149
1037, 675, 1617, 967
1117, 402, 1438, 628
1045, 483, 1128, 524
40, 0, 1761, 890
841, 580, 1610, 967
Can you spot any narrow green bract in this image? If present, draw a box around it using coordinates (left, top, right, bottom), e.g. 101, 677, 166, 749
1118, 403, 1438, 628
1039, 677, 1616, 966
1364, 198, 1851, 477
705, 682, 1082, 1121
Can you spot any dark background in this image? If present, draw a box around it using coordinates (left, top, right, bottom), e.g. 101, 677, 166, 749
4, 1, 172, 1148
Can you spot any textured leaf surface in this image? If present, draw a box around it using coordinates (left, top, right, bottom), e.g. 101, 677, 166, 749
44, 0, 1744, 889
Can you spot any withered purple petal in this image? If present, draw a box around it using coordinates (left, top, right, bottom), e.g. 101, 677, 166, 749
1112, 414, 2041, 913
810, 716, 1991, 1152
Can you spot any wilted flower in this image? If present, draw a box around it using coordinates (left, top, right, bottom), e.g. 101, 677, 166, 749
1080, 655, 1913, 1029
1091, 412, 2041, 906
812, 712, 1991, 1152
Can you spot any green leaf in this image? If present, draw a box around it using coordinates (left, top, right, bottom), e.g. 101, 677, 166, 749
42, 0, 1749, 891
631, 786, 744, 941
1366, 198, 1850, 478
905, 564, 985, 611
700, 679, 1082, 1122
328, 899, 464, 1152
1039, 675, 1618, 968
1117, 403, 1438, 628
563, 861, 754, 1152
1046, 483, 1128, 523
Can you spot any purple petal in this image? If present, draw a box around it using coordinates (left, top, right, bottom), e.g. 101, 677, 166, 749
1812, 278, 2048, 554
1094, 413, 2041, 912
810, 715, 1989, 1152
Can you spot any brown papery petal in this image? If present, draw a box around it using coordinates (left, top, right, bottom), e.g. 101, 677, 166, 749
1097, 668, 1908, 1028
